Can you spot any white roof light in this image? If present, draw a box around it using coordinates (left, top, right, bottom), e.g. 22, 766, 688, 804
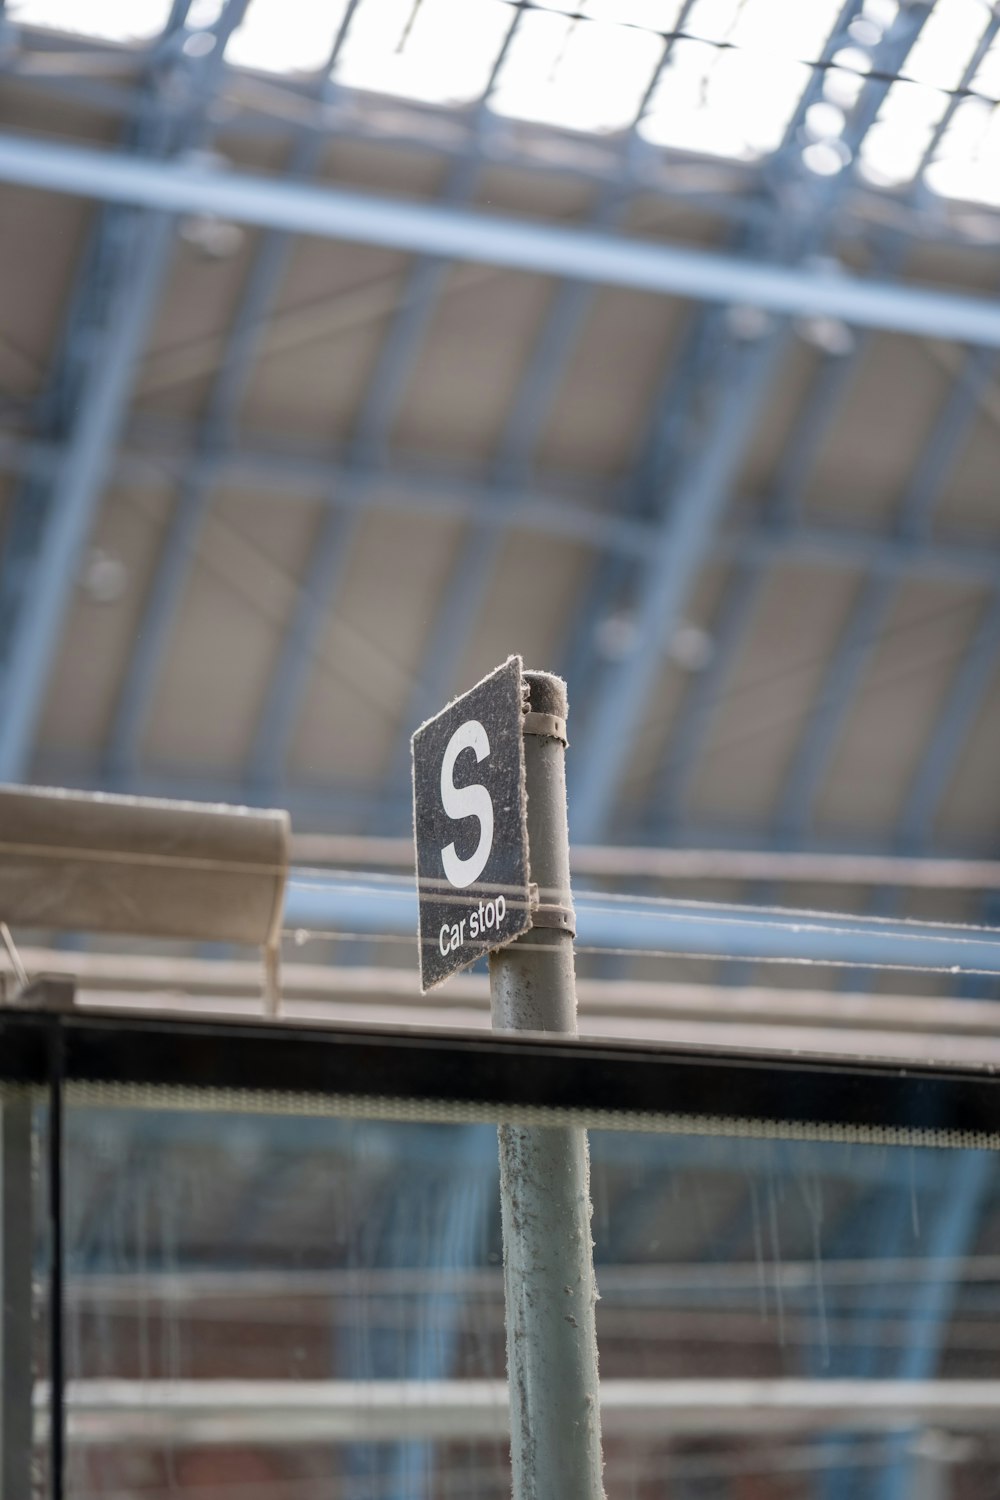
805, 101, 847, 140
9, 0, 172, 43
336, 0, 516, 108
10, 0, 1000, 217
902, 0, 991, 93
226, 0, 347, 75
474, 3, 663, 131
803, 139, 850, 176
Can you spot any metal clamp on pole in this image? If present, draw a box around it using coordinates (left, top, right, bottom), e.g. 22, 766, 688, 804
489, 670, 605, 1500
529, 903, 576, 935
521, 710, 568, 746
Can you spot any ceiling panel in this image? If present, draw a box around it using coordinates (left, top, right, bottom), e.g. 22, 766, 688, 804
142, 488, 321, 768
815, 578, 989, 838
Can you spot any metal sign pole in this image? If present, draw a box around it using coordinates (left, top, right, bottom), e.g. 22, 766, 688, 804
489, 671, 606, 1500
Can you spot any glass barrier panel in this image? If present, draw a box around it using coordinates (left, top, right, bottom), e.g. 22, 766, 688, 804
60, 1080, 1000, 1500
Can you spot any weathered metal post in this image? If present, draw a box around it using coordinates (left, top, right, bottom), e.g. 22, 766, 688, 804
0, 1086, 34, 1498
489, 670, 605, 1500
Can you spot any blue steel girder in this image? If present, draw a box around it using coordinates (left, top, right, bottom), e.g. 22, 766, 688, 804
819, 1147, 994, 1500
876, 1150, 995, 1500
649, 2, 990, 844
569, 332, 788, 845
559, 295, 733, 709
651, 333, 874, 832
372, 184, 628, 824
244, 155, 482, 793
764, 9, 1000, 843
7, 134, 1000, 341
3, 24, 767, 240
245, 2, 526, 793
774, 345, 998, 841
899, 583, 1000, 849
565, 0, 906, 842
3, 426, 1000, 586
0, 0, 250, 783
0, 212, 176, 784
337, 1127, 499, 1500
0, 22, 190, 763
105, 6, 365, 780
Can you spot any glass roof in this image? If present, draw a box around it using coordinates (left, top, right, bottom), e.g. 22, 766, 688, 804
9, 0, 1000, 209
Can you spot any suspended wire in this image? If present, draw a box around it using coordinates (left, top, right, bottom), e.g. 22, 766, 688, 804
500, 14, 1000, 111
624, 591, 994, 783
15, 0, 1000, 124
279, 924, 1000, 979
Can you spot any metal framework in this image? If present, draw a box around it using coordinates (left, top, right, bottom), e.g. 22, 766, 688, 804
2, 0, 999, 1475
0, 3, 998, 860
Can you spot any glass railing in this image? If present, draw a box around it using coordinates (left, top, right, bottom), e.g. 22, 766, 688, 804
4, 1006, 999, 1499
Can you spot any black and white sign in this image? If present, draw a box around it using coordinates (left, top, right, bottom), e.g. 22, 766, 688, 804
412, 656, 531, 991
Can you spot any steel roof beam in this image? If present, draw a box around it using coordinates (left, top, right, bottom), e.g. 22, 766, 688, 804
559, 298, 731, 707
106, 7, 364, 781
0, 0, 250, 783
570, 331, 787, 843
373, 2, 702, 836
769, 6, 1000, 845
245, 8, 523, 793
565, 0, 906, 842
373, 189, 627, 823
5, 131, 1000, 346
776, 346, 998, 840
243, 163, 483, 793
899, 585, 1000, 848
650, 6, 994, 845
653, 337, 873, 830
24, 750, 1000, 862
2, 425, 997, 580
0, 214, 176, 784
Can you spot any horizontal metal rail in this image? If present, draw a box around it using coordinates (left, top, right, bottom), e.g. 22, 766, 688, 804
5, 134, 1000, 345
43, 1378, 1000, 1445
7, 947, 1000, 1063
284, 875, 1000, 976
292, 835, 1000, 890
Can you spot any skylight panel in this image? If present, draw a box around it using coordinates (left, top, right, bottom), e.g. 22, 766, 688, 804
226, 0, 348, 75
856, 0, 1000, 205
488, 5, 664, 133
639, 38, 806, 158
971, 34, 1000, 102
639, 0, 843, 162
901, 0, 991, 92
925, 101, 1000, 208
925, 90, 1000, 209
9, 0, 172, 44
722, 0, 844, 60
821, 48, 871, 111
15, 0, 1000, 221
638, 0, 845, 161
335, 0, 515, 109
857, 80, 950, 186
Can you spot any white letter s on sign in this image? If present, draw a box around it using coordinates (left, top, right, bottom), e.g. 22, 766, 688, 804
440, 719, 494, 889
